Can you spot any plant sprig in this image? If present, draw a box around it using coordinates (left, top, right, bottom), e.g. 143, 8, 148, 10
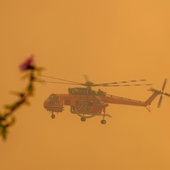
0, 55, 43, 140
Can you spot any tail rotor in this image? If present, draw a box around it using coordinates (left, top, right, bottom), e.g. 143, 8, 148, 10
157, 79, 170, 108
157, 95, 163, 108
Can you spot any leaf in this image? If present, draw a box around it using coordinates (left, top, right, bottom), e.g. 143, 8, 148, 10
35, 67, 45, 72
6, 101, 23, 111
21, 72, 30, 79
4, 105, 12, 109
27, 83, 34, 92
11, 102, 21, 110
0, 125, 7, 140
10, 117, 16, 126
23, 99, 31, 106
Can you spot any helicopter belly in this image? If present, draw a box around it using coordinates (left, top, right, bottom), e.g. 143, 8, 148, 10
71, 101, 103, 115
44, 105, 64, 112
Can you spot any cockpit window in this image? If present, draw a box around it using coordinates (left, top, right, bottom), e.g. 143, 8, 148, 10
48, 94, 59, 104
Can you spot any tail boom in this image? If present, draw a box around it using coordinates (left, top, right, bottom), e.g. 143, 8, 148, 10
145, 89, 160, 106
102, 89, 161, 108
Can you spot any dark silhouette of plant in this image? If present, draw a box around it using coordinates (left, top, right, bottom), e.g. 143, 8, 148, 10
0, 55, 43, 140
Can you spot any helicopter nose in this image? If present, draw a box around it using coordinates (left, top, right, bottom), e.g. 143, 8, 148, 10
43, 94, 64, 112
44, 106, 64, 112
44, 104, 64, 112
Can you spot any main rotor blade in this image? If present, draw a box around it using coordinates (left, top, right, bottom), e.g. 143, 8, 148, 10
162, 79, 167, 91
104, 83, 153, 87
35, 80, 83, 85
93, 79, 147, 87
93, 79, 151, 87
34, 74, 83, 85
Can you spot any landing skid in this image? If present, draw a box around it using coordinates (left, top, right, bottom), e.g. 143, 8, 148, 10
76, 113, 112, 124
49, 111, 112, 124
50, 112, 59, 119
101, 119, 106, 124
51, 112, 55, 119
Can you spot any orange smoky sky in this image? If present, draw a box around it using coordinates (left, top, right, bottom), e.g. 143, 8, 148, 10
0, 0, 170, 170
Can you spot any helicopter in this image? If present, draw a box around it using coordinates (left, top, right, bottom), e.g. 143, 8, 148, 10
40, 75, 170, 124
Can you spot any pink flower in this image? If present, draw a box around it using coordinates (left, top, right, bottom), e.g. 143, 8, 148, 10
19, 55, 35, 71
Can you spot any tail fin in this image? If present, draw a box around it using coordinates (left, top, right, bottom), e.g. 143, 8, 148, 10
145, 79, 170, 107
145, 88, 161, 106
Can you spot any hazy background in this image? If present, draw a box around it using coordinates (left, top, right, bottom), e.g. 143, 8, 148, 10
0, 0, 170, 170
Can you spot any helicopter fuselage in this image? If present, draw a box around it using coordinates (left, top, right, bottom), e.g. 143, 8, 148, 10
43, 88, 107, 116
39, 74, 169, 124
